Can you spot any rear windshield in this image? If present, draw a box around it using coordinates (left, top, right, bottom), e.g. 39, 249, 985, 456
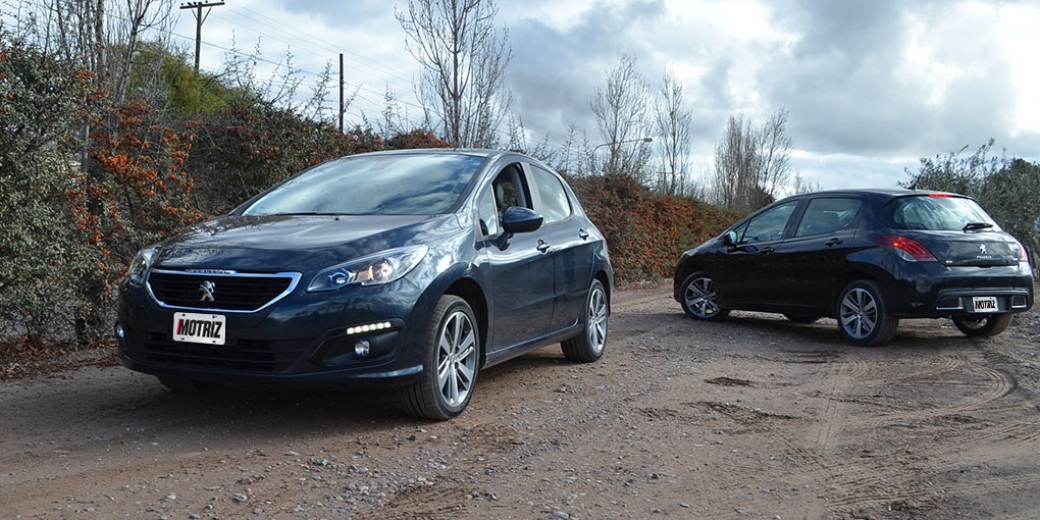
882, 195, 999, 231
239, 154, 485, 216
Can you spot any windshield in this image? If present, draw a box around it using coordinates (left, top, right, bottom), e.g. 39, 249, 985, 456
240, 154, 485, 216
883, 195, 999, 231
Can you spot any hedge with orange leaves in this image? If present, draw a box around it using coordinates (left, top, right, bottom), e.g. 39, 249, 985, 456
566, 173, 741, 283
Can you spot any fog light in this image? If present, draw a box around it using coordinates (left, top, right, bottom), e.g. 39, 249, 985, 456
115, 323, 125, 339
354, 340, 371, 356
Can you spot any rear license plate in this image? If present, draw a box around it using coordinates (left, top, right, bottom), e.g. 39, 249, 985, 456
173, 312, 226, 345
971, 296, 998, 313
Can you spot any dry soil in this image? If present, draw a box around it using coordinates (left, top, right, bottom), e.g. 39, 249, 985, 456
2, 281, 1039, 519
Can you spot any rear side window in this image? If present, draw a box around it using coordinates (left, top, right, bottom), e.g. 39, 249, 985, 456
884, 196, 998, 231
795, 198, 863, 237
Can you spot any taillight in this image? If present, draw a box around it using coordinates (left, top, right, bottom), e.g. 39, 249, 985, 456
1019, 243, 1031, 267
875, 235, 938, 262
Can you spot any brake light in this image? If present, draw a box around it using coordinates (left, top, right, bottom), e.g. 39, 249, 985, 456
927, 193, 953, 197
875, 235, 938, 262
1019, 244, 1031, 267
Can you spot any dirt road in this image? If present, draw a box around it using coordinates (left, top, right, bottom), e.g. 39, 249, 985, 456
3, 282, 1039, 519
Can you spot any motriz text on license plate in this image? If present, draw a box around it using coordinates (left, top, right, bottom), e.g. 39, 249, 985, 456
173, 312, 226, 345
972, 296, 998, 313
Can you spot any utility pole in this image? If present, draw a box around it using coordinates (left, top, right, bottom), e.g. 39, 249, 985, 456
180, 1, 225, 73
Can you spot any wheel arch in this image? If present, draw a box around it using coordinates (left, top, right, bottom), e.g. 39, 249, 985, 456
443, 277, 489, 367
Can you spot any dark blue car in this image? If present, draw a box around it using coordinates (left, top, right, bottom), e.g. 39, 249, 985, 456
674, 189, 1034, 346
117, 149, 612, 419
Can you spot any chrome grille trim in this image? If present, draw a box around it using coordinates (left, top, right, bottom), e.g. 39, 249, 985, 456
146, 269, 302, 313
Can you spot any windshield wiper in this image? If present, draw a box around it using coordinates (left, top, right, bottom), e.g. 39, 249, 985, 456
962, 222, 994, 232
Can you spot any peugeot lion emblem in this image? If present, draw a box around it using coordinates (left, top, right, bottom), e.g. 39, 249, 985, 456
979, 245, 988, 256
199, 281, 216, 302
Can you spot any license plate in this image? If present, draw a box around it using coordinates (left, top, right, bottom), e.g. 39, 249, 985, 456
173, 312, 226, 345
971, 296, 998, 313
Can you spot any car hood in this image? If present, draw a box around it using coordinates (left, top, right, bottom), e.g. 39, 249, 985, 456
152, 214, 461, 272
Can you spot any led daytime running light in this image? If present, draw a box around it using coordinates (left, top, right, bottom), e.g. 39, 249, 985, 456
346, 321, 393, 336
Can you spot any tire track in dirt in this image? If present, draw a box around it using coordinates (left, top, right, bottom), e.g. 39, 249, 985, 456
794, 345, 1039, 516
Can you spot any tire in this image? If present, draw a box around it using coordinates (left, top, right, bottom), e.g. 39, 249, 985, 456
399, 295, 480, 420
156, 376, 225, 393
562, 279, 609, 362
837, 280, 898, 346
784, 314, 821, 324
679, 271, 730, 321
952, 314, 1012, 337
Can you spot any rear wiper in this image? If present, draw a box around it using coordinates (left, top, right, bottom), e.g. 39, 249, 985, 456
962, 222, 994, 232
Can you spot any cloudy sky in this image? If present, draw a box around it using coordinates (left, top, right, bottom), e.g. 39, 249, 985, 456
165, 0, 1040, 191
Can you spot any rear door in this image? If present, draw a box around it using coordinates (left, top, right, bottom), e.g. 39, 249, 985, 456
523, 162, 591, 330
775, 196, 865, 311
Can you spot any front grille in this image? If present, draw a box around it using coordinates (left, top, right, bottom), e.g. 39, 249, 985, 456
145, 334, 307, 372
147, 270, 300, 312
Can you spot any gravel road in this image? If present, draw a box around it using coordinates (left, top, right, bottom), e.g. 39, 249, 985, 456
2, 281, 1039, 519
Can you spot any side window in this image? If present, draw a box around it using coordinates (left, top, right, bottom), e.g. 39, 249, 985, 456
527, 164, 571, 224
795, 198, 863, 237
491, 167, 522, 211
734, 201, 799, 244
477, 187, 501, 236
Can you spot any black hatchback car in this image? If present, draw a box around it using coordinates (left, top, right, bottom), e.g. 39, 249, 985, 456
674, 189, 1034, 346
117, 149, 612, 419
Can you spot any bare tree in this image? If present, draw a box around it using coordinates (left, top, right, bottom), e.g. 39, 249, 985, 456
589, 55, 652, 179
15, 0, 174, 100
757, 108, 793, 199
397, 0, 513, 148
711, 108, 794, 212
654, 70, 692, 195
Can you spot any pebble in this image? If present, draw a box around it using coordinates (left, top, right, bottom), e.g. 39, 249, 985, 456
232, 493, 249, 503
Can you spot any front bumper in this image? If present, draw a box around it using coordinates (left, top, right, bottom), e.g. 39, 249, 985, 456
115, 279, 432, 389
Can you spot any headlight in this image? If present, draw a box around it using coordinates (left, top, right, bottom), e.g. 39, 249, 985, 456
125, 248, 155, 284
307, 245, 429, 292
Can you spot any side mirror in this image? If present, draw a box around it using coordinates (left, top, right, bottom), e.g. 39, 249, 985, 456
502, 206, 543, 234
723, 231, 738, 245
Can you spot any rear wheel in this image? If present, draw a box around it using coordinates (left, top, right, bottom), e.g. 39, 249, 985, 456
399, 295, 480, 420
679, 271, 730, 321
837, 280, 898, 346
562, 279, 608, 362
952, 314, 1012, 337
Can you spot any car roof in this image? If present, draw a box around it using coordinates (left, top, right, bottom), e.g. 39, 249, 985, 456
344, 148, 522, 162
781, 187, 970, 202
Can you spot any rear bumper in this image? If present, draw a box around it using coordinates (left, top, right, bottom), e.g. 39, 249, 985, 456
882, 264, 1034, 318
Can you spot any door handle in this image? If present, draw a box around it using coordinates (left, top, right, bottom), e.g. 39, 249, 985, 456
760, 246, 774, 254
578, 229, 590, 240
536, 240, 551, 253
825, 238, 843, 247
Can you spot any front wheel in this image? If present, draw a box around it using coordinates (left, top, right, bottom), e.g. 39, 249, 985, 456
952, 314, 1012, 337
399, 295, 480, 420
679, 271, 730, 321
837, 280, 898, 346
562, 279, 609, 362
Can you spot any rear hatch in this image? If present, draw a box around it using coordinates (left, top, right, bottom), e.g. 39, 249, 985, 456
908, 230, 1020, 267
882, 194, 1021, 267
